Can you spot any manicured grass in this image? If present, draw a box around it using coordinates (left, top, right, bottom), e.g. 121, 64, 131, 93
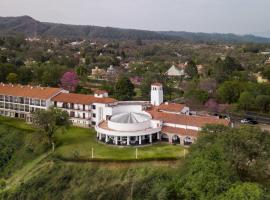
55, 126, 187, 161
0, 116, 186, 161
0, 116, 34, 132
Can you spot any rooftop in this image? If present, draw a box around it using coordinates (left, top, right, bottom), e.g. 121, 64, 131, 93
0, 84, 62, 99
162, 126, 198, 137
157, 103, 186, 113
52, 93, 116, 105
151, 83, 162, 87
110, 112, 150, 124
147, 108, 230, 127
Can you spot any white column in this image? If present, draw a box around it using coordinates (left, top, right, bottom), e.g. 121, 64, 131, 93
139, 136, 142, 145
105, 134, 108, 143
127, 136, 130, 146
149, 134, 152, 143
98, 133, 102, 140
114, 136, 118, 145
180, 137, 184, 145
96, 131, 99, 138
157, 132, 160, 140
168, 135, 173, 143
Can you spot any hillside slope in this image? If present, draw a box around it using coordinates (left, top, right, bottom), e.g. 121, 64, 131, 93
1, 16, 270, 43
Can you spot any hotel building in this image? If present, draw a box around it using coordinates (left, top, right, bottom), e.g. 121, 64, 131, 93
0, 83, 230, 146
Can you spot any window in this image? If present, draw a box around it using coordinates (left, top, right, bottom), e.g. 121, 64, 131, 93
92, 105, 96, 109
25, 105, 29, 112
91, 121, 96, 125
83, 113, 85, 119
41, 100, 46, 107
0, 95, 3, 101
70, 111, 75, 117
20, 105, 24, 111
19, 97, 24, 104
25, 98, 29, 104
35, 99, 40, 106
83, 105, 85, 111
92, 113, 96, 118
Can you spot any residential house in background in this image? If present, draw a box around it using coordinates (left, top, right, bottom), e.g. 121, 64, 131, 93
91, 66, 106, 80
166, 63, 187, 77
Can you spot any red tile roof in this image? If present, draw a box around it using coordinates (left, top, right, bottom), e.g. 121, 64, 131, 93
147, 108, 230, 127
162, 126, 198, 137
52, 93, 116, 105
0, 84, 62, 99
157, 103, 186, 112
151, 83, 162, 86
94, 90, 108, 95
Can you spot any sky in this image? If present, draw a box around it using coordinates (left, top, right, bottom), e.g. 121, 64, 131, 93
0, 0, 270, 36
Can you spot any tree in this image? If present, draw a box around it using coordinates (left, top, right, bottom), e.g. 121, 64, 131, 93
114, 76, 135, 100
6, 73, 18, 83
184, 89, 209, 105
75, 65, 88, 80
32, 64, 67, 87
238, 91, 254, 111
18, 67, 33, 84
170, 125, 270, 199
140, 72, 160, 100
219, 183, 263, 200
185, 61, 198, 79
214, 56, 242, 83
0, 63, 16, 82
255, 95, 270, 112
217, 81, 243, 103
60, 71, 79, 92
33, 108, 70, 152
224, 126, 270, 182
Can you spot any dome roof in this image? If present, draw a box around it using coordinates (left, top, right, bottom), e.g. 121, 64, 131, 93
110, 112, 150, 124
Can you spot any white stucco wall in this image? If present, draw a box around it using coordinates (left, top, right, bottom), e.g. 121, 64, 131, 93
108, 119, 151, 131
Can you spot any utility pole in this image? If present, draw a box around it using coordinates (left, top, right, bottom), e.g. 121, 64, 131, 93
136, 148, 138, 159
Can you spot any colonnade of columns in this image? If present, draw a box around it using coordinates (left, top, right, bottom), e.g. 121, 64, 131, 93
96, 132, 194, 146
96, 132, 159, 146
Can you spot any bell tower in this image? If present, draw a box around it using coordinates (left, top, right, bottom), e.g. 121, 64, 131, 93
151, 83, 163, 106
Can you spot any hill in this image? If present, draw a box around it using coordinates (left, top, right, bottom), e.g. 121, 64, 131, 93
1, 16, 270, 43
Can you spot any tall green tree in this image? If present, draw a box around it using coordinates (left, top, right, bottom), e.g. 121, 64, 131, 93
219, 183, 263, 200
33, 107, 70, 152
255, 95, 270, 112
217, 81, 243, 103
114, 76, 135, 100
214, 56, 242, 83
185, 61, 198, 79
6, 73, 18, 83
238, 91, 254, 111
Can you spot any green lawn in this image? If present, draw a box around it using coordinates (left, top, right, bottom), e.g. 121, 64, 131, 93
55, 126, 187, 161
0, 116, 186, 161
0, 116, 34, 132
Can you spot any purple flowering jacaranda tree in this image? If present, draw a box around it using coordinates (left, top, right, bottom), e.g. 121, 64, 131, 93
60, 71, 79, 92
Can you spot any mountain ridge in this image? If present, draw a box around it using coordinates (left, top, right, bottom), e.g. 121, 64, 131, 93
0, 15, 270, 43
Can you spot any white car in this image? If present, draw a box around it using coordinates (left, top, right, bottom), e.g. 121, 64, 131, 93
240, 119, 249, 124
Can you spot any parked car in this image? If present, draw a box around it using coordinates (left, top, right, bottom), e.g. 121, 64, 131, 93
240, 118, 258, 125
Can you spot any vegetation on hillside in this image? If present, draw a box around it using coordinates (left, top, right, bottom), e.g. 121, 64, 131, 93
0, 117, 269, 200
